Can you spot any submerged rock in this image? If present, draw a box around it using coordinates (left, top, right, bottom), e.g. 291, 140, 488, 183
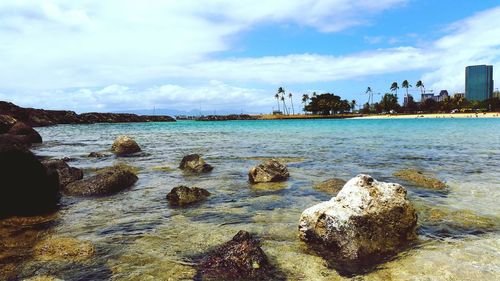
8, 121, 42, 144
33, 237, 94, 262
179, 154, 213, 173
0, 144, 60, 217
196, 230, 277, 280
394, 169, 446, 190
111, 135, 141, 156
248, 159, 289, 183
166, 186, 210, 206
63, 166, 138, 196
313, 178, 346, 194
299, 174, 417, 274
88, 152, 106, 158
42, 159, 83, 188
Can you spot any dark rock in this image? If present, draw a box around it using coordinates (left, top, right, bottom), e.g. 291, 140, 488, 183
166, 186, 210, 206
0, 134, 30, 150
313, 178, 346, 194
8, 121, 42, 143
88, 152, 106, 158
42, 159, 83, 188
63, 166, 138, 196
196, 114, 257, 121
0, 144, 60, 217
196, 230, 278, 280
179, 154, 213, 173
0, 114, 17, 133
111, 135, 141, 156
0, 101, 175, 127
248, 159, 289, 183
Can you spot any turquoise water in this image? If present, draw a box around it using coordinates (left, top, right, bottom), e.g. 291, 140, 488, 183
2, 118, 500, 280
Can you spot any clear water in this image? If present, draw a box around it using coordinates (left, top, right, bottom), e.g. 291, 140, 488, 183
1, 118, 500, 280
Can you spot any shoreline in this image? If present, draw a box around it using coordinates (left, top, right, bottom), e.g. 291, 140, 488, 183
255, 112, 500, 120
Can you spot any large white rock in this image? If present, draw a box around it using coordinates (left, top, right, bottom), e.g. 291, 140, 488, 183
299, 174, 417, 265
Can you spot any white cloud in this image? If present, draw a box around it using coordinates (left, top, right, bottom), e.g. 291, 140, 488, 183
0, 1, 499, 112
0, 81, 270, 113
0, 0, 407, 90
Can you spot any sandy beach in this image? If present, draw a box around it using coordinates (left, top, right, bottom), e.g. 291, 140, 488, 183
353, 112, 500, 119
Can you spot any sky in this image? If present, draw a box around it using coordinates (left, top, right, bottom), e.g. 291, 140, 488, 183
0, 0, 499, 114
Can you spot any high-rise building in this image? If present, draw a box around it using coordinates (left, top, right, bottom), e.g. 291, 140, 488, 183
465, 65, 493, 101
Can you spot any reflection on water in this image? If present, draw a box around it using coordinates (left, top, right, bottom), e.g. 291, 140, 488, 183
1, 119, 500, 280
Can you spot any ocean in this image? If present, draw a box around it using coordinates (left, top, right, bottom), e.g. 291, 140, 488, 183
2, 118, 500, 280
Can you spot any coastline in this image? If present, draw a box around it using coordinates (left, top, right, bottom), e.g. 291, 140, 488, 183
352, 112, 500, 119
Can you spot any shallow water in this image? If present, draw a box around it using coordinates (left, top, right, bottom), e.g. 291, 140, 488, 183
2, 118, 500, 280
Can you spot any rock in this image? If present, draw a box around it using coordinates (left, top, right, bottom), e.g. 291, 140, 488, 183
0, 134, 30, 150
394, 169, 446, 190
7, 121, 42, 143
197, 230, 277, 280
33, 237, 94, 262
166, 186, 210, 206
111, 135, 141, 156
0, 101, 175, 127
88, 152, 106, 158
42, 159, 83, 188
0, 144, 60, 217
179, 154, 213, 173
63, 166, 138, 196
248, 159, 289, 183
299, 174, 417, 273
313, 178, 346, 194
0, 114, 17, 133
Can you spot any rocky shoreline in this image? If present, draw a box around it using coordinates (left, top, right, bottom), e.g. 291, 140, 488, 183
0, 101, 175, 127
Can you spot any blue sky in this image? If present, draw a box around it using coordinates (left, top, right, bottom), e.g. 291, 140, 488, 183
0, 0, 499, 114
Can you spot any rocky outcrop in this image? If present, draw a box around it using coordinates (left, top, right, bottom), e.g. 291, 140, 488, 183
0, 144, 60, 217
1, 114, 42, 146
196, 230, 278, 280
0, 114, 17, 133
166, 186, 210, 206
42, 159, 83, 188
196, 114, 257, 121
7, 121, 42, 143
0, 101, 175, 127
248, 159, 289, 183
313, 178, 346, 194
299, 175, 417, 273
394, 169, 446, 190
179, 154, 213, 173
111, 135, 141, 156
63, 166, 138, 196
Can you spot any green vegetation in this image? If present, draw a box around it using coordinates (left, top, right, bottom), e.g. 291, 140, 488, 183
303, 93, 351, 115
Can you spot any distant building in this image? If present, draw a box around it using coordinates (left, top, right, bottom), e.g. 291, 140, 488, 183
403, 94, 414, 107
465, 65, 493, 101
421, 90, 449, 103
454, 92, 465, 98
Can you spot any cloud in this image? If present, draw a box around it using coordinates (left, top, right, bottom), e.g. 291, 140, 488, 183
0, 1, 499, 112
0, 81, 270, 113
0, 0, 407, 90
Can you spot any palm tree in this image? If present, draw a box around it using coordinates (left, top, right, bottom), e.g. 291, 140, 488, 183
390, 82, 399, 95
365, 87, 373, 104
302, 94, 309, 114
350, 99, 357, 112
280, 96, 288, 115
416, 80, 425, 95
402, 80, 412, 101
274, 93, 281, 112
288, 92, 295, 115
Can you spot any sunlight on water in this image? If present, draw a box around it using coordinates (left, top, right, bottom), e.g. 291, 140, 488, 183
1, 118, 499, 280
